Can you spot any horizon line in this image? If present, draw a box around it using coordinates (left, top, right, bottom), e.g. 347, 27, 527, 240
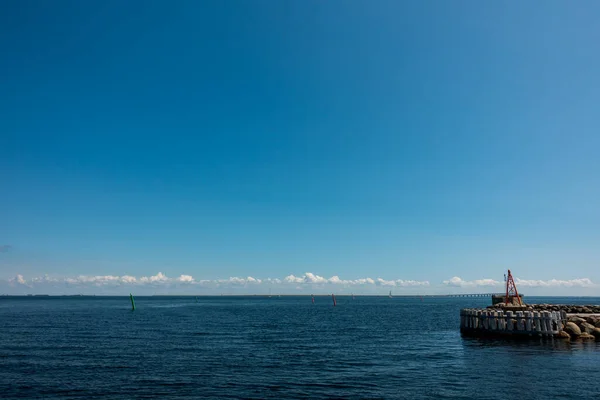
2, 293, 598, 298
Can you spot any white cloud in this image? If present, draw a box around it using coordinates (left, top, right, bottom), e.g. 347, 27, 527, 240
280, 273, 429, 287
375, 278, 430, 287
8, 274, 29, 287
63, 275, 138, 286
1, 271, 595, 295
443, 276, 597, 288
515, 278, 596, 288
305, 272, 328, 284
350, 278, 365, 284
68, 275, 121, 285
396, 279, 430, 287
1, 271, 428, 290
216, 276, 262, 285
121, 275, 137, 284
443, 277, 502, 287
284, 274, 304, 284
177, 275, 194, 283
139, 272, 169, 284
31, 275, 59, 283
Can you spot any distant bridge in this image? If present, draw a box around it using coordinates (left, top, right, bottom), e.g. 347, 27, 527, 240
382, 293, 507, 298
443, 293, 504, 298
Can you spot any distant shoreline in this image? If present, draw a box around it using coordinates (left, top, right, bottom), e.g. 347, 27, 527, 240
1, 294, 599, 298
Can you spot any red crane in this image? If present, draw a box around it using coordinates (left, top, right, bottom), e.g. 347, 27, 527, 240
504, 269, 522, 305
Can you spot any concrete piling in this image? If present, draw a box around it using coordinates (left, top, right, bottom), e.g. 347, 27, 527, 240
459, 305, 592, 339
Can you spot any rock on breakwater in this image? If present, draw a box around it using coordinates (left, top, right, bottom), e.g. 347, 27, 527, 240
560, 315, 600, 341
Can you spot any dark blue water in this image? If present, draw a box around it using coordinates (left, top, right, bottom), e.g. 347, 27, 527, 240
1, 296, 599, 399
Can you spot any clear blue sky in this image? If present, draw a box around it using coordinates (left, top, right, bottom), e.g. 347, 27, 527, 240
1, 1, 599, 294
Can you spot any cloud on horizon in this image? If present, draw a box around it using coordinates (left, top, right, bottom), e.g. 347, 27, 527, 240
1, 273, 596, 295
2, 272, 429, 291
443, 276, 597, 288
283, 273, 429, 287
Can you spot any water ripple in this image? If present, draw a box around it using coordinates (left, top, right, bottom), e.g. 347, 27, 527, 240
1, 296, 599, 399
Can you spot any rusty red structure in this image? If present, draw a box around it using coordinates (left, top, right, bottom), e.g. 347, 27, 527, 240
504, 269, 522, 305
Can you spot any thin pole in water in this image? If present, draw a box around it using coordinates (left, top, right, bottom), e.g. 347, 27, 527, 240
130, 293, 135, 311
332, 294, 336, 307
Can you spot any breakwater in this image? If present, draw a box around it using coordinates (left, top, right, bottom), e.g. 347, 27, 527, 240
461, 304, 600, 341
460, 309, 564, 337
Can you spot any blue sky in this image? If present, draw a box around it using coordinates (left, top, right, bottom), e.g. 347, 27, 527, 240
1, 1, 599, 295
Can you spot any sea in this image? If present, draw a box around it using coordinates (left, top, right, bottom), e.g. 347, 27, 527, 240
1, 295, 599, 399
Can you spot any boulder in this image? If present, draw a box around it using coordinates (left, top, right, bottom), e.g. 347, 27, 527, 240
592, 328, 600, 339
565, 322, 581, 337
580, 322, 596, 334
569, 317, 586, 324
595, 320, 600, 329
578, 332, 595, 340
557, 331, 571, 340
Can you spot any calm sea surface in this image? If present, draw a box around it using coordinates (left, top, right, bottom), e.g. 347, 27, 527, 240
1, 296, 599, 399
